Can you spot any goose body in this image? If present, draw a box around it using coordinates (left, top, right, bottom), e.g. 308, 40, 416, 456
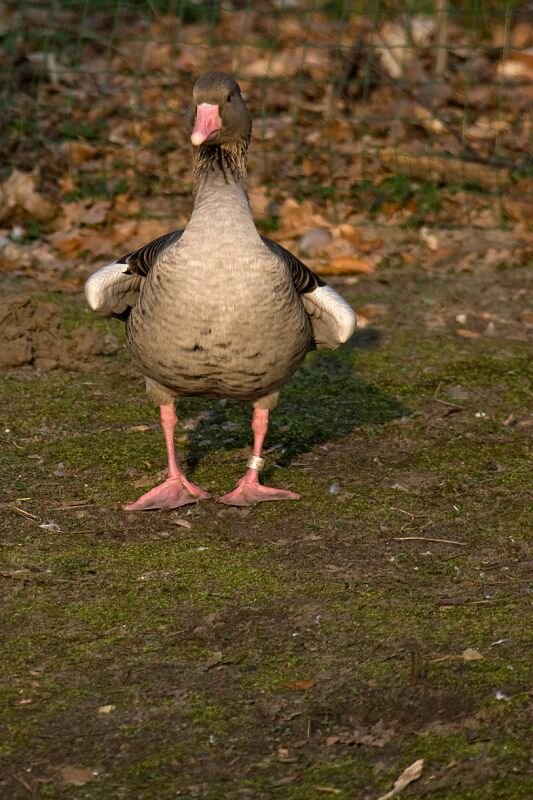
85, 72, 356, 509
126, 181, 311, 403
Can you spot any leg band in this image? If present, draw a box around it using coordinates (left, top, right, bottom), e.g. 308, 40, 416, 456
247, 455, 265, 472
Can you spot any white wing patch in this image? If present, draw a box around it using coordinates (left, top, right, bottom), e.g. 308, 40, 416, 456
302, 285, 357, 349
84, 261, 143, 316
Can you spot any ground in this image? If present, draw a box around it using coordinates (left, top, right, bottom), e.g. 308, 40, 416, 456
0, 251, 531, 800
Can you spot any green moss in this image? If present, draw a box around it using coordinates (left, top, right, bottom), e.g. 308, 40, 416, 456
0, 289, 531, 799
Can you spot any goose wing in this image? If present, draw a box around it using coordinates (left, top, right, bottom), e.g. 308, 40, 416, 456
84, 229, 184, 319
85, 230, 356, 348
263, 239, 356, 349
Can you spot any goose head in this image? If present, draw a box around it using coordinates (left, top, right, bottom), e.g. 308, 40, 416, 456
188, 72, 252, 147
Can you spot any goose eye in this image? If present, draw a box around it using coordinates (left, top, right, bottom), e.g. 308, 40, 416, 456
227, 93, 232, 103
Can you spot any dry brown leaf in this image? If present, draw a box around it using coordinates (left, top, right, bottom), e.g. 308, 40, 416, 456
462, 648, 484, 661
114, 194, 142, 216
420, 227, 439, 252
284, 678, 316, 691
277, 198, 329, 237
201, 651, 224, 671
357, 303, 389, 320
61, 200, 110, 228
97, 704, 115, 714
47, 230, 86, 258
336, 224, 383, 252
456, 329, 481, 339
497, 50, 533, 80
0, 169, 56, 223
60, 766, 94, 786
80, 219, 142, 257
141, 41, 172, 71
61, 141, 99, 165
237, 46, 328, 79
172, 518, 193, 529
320, 255, 374, 275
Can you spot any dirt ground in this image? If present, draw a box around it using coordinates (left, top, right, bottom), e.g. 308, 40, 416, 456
0, 246, 531, 800
1, 1, 532, 796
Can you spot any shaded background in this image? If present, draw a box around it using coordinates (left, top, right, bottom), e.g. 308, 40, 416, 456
0, 0, 531, 302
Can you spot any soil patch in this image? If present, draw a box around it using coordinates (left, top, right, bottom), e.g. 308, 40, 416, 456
0, 293, 119, 370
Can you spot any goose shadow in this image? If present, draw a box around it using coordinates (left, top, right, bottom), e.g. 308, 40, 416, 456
182, 328, 408, 470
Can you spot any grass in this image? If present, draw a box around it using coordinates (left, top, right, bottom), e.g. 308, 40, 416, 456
0, 263, 531, 799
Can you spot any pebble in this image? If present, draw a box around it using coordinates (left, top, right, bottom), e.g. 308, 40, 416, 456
298, 227, 332, 256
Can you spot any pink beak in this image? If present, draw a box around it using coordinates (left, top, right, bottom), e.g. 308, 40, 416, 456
191, 103, 222, 146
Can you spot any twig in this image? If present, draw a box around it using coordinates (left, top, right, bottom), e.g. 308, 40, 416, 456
390, 506, 415, 518
434, 398, 464, 409
435, 0, 449, 78
392, 536, 466, 546
52, 500, 92, 510
9, 506, 39, 521
438, 598, 499, 606
432, 381, 465, 409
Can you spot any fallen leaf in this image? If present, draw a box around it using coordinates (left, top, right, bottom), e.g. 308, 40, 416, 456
320, 255, 374, 275
420, 226, 439, 252
61, 141, 99, 165
284, 678, 316, 691
0, 169, 57, 223
356, 303, 389, 320
60, 766, 94, 786
47, 230, 86, 258
497, 49, 533, 80
61, 200, 110, 228
462, 648, 484, 661
336, 223, 383, 252
277, 198, 329, 236
172, 518, 193, 529
97, 704, 116, 714
200, 651, 224, 671
376, 759, 424, 800
277, 746, 297, 763
456, 329, 481, 339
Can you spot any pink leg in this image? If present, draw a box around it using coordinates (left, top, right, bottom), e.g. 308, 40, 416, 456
124, 404, 209, 511
218, 408, 300, 507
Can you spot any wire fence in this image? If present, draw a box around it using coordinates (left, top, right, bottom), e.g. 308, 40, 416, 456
0, 0, 531, 263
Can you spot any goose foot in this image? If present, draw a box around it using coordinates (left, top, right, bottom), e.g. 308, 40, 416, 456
218, 474, 300, 507
124, 477, 210, 512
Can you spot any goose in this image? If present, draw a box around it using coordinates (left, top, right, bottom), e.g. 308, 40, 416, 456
85, 72, 356, 510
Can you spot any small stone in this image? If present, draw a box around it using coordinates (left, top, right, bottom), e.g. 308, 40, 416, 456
102, 333, 121, 355
298, 227, 332, 257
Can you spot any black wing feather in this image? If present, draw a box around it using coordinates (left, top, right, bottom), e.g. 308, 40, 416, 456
115, 229, 322, 297
261, 238, 325, 294
119, 229, 185, 276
